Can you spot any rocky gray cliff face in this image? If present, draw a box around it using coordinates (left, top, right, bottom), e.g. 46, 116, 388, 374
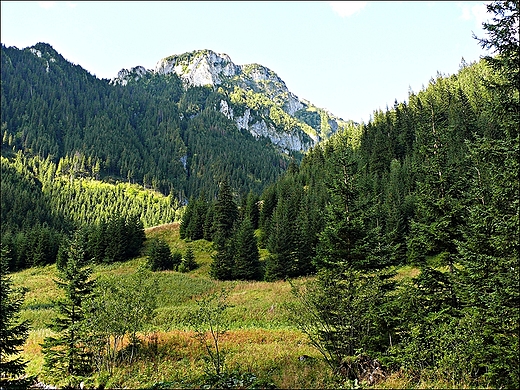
112, 49, 348, 152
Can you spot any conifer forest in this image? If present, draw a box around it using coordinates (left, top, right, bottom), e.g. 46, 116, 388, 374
1, 1, 518, 388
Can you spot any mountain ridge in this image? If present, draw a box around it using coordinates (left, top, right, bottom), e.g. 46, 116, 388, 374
111, 49, 353, 150
3, 42, 345, 199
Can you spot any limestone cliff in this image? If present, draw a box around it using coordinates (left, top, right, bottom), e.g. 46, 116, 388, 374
112, 49, 351, 152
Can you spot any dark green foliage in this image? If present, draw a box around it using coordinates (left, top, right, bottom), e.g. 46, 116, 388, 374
0, 245, 30, 385
264, 197, 299, 281
179, 246, 197, 273
209, 231, 235, 280
41, 233, 95, 384
289, 266, 395, 375
1, 224, 63, 271
210, 180, 239, 280
81, 215, 145, 265
203, 203, 216, 241
1, 42, 290, 200
232, 218, 261, 281
243, 191, 260, 230
0, 3, 518, 386
0, 154, 66, 235
1, 153, 177, 271
179, 196, 194, 240
312, 142, 377, 271
455, 135, 519, 387
171, 251, 183, 270
181, 195, 209, 241
213, 180, 239, 243
147, 238, 174, 271
278, 3, 519, 386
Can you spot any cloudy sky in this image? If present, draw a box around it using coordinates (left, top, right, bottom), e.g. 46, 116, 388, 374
1, 1, 491, 123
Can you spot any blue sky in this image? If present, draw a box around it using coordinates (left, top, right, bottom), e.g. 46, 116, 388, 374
1, 1, 491, 123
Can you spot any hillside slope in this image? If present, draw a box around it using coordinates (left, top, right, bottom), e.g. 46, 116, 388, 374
1, 43, 354, 201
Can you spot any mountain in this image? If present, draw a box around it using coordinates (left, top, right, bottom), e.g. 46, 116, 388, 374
112, 49, 353, 152
1, 43, 353, 201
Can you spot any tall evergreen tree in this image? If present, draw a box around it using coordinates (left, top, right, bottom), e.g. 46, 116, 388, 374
455, 4, 519, 385
0, 245, 30, 386
232, 217, 261, 280
313, 141, 369, 271
264, 197, 298, 281
210, 180, 239, 280
244, 191, 260, 230
41, 233, 95, 385
212, 180, 238, 243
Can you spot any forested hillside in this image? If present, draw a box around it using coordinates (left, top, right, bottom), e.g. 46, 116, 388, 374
180, 2, 519, 386
1, 1, 518, 388
0, 44, 296, 199
1, 41, 343, 272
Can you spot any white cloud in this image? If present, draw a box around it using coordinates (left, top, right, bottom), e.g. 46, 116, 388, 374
471, 3, 489, 27
459, 2, 490, 29
38, 2, 56, 9
329, 1, 368, 17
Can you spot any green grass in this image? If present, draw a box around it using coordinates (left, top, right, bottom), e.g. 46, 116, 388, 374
11, 222, 430, 388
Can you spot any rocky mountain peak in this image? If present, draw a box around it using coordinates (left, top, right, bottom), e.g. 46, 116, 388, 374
111, 49, 351, 152
155, 49, 239, 87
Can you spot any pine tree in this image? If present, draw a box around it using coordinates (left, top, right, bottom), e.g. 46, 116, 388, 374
244, 191, 260, 230
210, 180, 239, 280
147, 238, 173, 271
0, 245, 30, 386
232, 217, 261, 280
210, 230, 235, 280
313, 143, 368, 271
289, 265, 395, 377
41, 233, 95, 385
264, 197, 298, 281
456, 136, 519, 387
104, 216, 127, 263
179, 246, 197, 273
125, 214, 145, 258
203, 203, 216, 241
188, 195, 208, 240
454, 5, 519, 385
212, 180, 238, 242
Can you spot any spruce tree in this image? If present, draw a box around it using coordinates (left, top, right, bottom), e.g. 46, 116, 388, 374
179, 246, 197, 273
210, 230, 235, 280
210, 180, 238, 280
313, 143, 367, 271
455, 5, 519, 385
264, 197, 298, 281
244, 191, 260, 230
147, 238, 173, 271
232, 217, 261, 280
41, 233, 95, 385
212, 180, 238, 242
187, 195, 208, 240
0, 245, 30, 386
203, 203, 216, 241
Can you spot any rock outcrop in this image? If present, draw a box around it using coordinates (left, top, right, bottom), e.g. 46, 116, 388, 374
112, 49, 349, 152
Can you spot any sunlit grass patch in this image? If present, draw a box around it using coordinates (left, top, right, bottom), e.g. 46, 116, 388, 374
23, 328, 55, 377
393, 264, 420, 280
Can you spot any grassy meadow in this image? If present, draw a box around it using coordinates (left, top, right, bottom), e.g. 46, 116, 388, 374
11, 223, 435, 388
